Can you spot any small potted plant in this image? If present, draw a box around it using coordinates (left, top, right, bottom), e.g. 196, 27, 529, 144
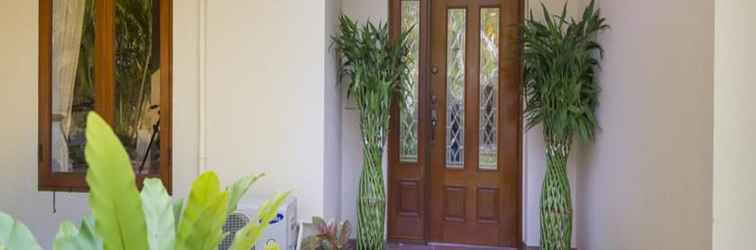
302, 217, 352, 250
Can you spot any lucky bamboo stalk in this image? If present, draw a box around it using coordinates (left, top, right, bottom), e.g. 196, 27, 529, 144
523, 1, 607, 249
332, 16, 412, 250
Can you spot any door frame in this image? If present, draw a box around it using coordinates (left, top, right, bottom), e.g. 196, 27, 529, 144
387, 0, 524, 247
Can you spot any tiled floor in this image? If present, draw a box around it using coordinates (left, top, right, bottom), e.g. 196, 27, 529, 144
387, 242, 525, 250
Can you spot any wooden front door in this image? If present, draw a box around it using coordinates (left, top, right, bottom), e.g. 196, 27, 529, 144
388, 0, 522, 248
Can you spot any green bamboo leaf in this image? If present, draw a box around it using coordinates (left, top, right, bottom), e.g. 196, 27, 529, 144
85, 112, 149, 250
140, 179, 175, 250
523, 0, 607, 142
225, 173, 265, 215
229, 192, 291, 250
176, 172, 229, 250
0, 212, 43, 250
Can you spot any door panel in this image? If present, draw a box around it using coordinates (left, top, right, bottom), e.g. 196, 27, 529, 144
429, 0, 521, 247
388, 0, 522, 247
388, 0, 430, 243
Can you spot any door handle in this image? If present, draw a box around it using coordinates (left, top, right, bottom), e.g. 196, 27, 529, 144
431, 95, 438, 142
431, 109, 438, 142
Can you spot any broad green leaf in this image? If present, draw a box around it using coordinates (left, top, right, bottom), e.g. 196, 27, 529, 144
229, 192, 290, 250
78, 217, 102, 249
176, 172, 229, 250
264, 242, 280, 250
225, 173, 264, 215
0, 212, 42, 250
53, 222, 79, 250
172, 198, 184, 229
84, 112, 149, 250
140, 179, 176, 250
52, 221, 99, 250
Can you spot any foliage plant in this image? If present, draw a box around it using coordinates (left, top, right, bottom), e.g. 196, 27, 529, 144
302, 217, 352, 250
332, 16, 412, 250
522, 1, 607, 249
0, 112, 289, 250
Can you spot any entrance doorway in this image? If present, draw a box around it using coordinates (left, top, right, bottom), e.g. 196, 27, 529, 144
387, 0, 523, 247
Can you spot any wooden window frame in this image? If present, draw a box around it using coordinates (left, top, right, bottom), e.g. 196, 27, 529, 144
38, 0, 173, 193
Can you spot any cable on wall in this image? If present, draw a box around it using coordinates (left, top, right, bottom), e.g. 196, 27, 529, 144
198, 0, 208, 175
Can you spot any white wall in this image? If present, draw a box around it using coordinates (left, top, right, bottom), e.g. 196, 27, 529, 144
713, 0, 756, 249
576, 0, 714, 249
324, 0, 344, 220
204, 0, 330, 219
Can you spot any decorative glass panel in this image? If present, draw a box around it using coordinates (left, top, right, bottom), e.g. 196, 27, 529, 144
446, 9, 466, 168
400, 0, 420, 163
52, 0, 95, 173
479, 8, 499, 170
114, 0, 161, 175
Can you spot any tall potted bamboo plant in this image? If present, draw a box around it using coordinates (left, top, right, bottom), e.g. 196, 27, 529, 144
332, 16, 411, 250
522, 1, 607, 249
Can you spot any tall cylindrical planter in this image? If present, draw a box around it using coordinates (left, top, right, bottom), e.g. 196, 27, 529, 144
540, 139, 573, 250
356, 117, 387, 250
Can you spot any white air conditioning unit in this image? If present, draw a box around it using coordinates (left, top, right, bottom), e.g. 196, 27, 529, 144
219, 194, 298, 250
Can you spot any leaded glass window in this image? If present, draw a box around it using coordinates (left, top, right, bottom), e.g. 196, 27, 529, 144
399, 0, 420, 163
479, 8, 499, 170
446, 9, 466, 168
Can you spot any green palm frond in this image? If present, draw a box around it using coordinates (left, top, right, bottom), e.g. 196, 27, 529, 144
523, 0, 608, 142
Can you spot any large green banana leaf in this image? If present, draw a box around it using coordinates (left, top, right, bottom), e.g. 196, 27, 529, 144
175, 172, 229, 250
84, 112, 149, 250
172, 198, 184, 229
78, 217, 102, 249
0, 212, 42, 250
52, 219, 100, 250
229, 192, 290, 250
264, 242, 280, 250
225, 173, 264, 215
140, 179, 175, 250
